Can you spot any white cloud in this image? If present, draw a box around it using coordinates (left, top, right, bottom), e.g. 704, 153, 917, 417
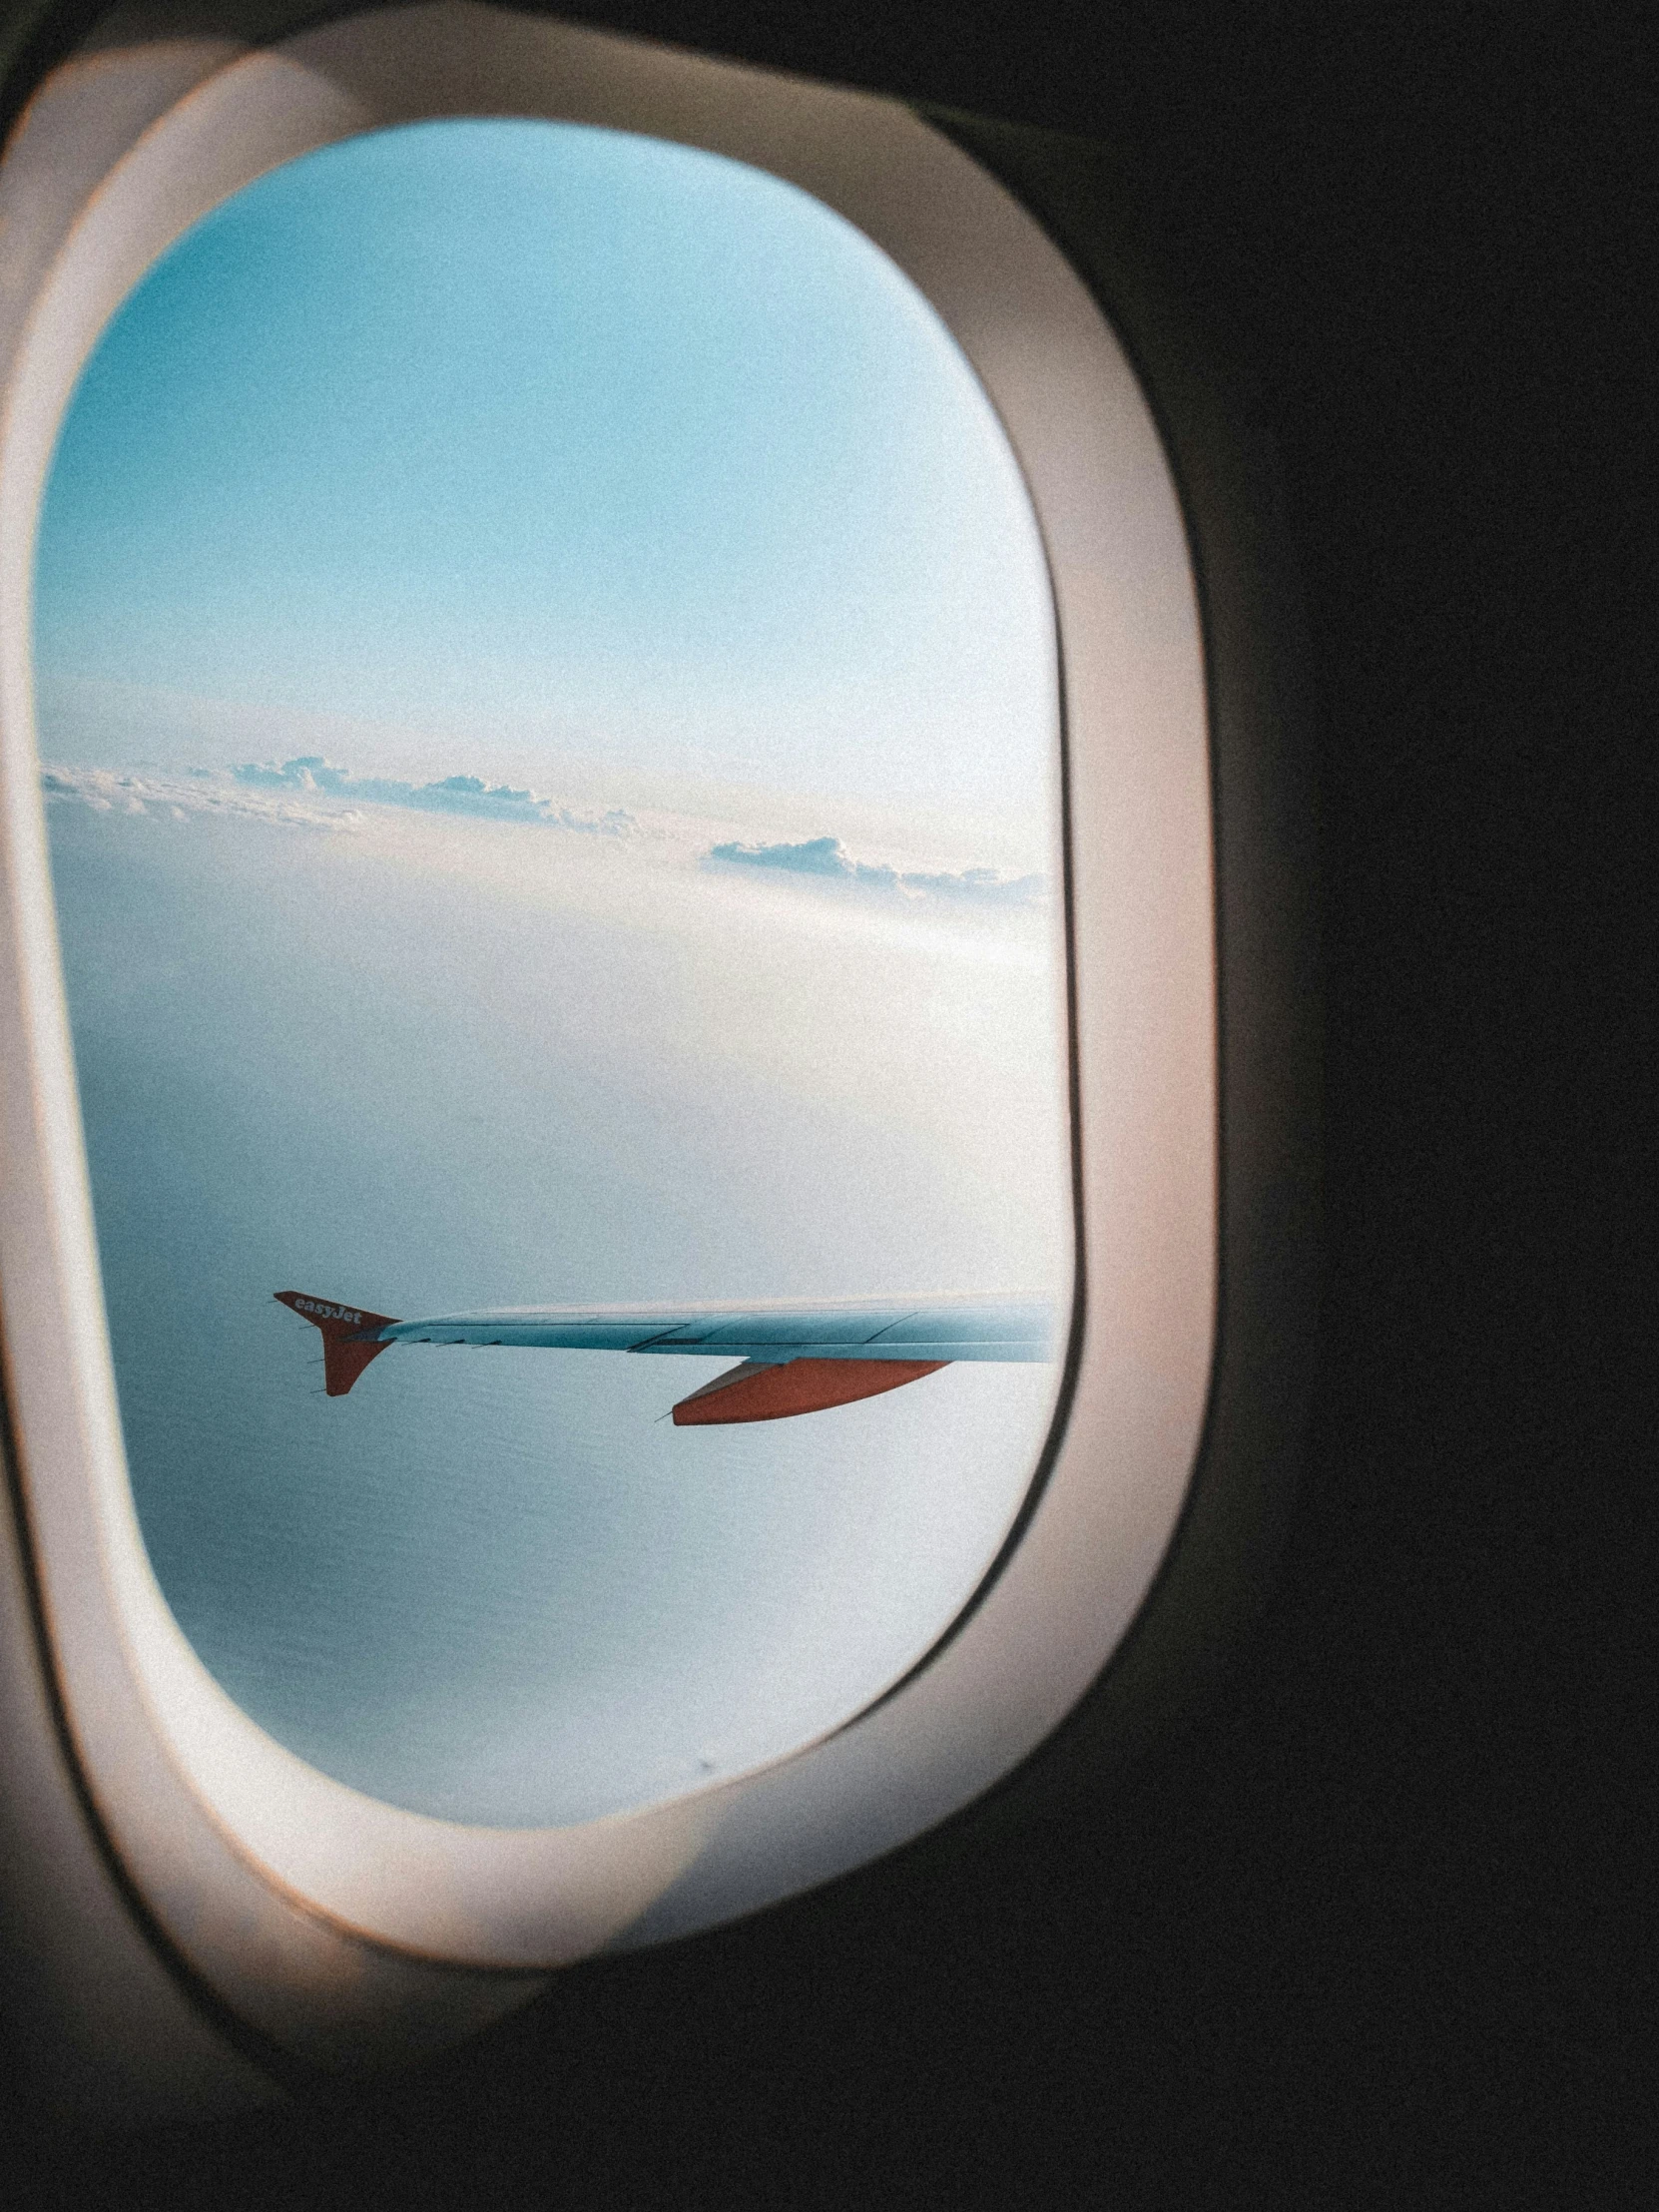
703, 833, 1046, 908
43, 757, 637, 840
42, 766, 1046, 944
41, 764, 353, 831
230, 757, 635, 833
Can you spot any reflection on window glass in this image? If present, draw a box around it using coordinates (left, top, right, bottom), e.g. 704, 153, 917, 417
35, 120, 1071, 1827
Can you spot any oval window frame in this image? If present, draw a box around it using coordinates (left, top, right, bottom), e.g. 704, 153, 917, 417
0, 0, 1215, 1986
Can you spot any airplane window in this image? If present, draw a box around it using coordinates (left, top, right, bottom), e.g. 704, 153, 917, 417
34, 118, 1072, 1828
1, 3, 1233, 2042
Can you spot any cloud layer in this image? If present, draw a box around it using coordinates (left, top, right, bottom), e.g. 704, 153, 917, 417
704, 834, 1046, 908
41, 764, 350, 831
43, 768, 1044, 919
232, 757, 634, 834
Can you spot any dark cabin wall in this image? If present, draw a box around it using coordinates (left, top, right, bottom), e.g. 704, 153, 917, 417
2, 1, 1652, 2202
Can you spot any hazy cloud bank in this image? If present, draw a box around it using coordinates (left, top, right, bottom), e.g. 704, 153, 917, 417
43, 757, 634, 840
43, 768, 1043, 917
704, 834, 1046, 908
42, 764, 351, 831
232, 757, 634, 834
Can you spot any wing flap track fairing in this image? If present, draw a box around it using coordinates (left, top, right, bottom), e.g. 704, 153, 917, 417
669, 1358, 948, 1426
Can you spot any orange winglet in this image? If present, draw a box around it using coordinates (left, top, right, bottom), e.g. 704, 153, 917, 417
671, 1357, 947, 1426
275, 1291, 400, 1396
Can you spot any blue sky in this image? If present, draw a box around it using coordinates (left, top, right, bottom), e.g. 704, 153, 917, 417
36, 118, 1056, 826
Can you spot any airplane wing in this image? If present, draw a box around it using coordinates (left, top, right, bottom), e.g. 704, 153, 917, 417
274, 1291, 1055, 1423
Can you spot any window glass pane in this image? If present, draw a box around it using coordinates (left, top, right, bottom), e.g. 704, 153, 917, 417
35, 119, 1071, 1827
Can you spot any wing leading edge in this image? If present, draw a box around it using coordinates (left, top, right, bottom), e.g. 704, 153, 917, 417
275, 1292, 1054, 1423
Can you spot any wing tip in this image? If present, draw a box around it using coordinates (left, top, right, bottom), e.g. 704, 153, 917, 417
275, 1291, 400, 1396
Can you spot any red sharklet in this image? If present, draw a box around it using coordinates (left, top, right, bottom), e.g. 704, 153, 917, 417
275, 1291, 400, 1396
671, 1357, 947, 1426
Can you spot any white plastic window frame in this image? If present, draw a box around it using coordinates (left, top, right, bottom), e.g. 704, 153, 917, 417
0, 2, 1214, 1976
